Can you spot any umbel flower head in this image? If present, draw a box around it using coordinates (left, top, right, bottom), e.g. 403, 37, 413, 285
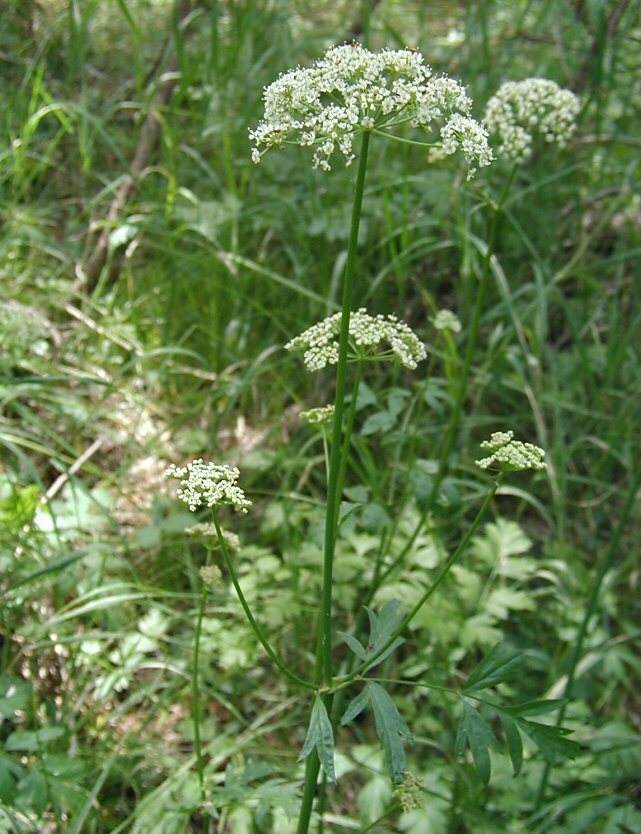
476, 431, 547, 473
250, 43, 493, 175
432, 308, 461, 333
164, 460, 252, 513
285, 308, 427, 372
484, 78, 580, 161
300, 404, 335, 425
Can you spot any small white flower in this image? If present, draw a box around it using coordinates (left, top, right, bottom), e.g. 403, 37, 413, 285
300, 404, 335, 425
285, 308, 427, 372
250, 43, 493, 175
164, 460, 252, 513
432, 309, 461, 333
484, 78, 580, 161
475, 431, 547, 472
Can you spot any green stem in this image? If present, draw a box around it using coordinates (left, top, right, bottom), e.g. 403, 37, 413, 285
333, 359, 364, 532
298, 129, 371, 834
319, 131, 371, 687
193, 576, 208, 800
533, 462, 641, 810
334, 478, 500, 688
212, 512, 315, 690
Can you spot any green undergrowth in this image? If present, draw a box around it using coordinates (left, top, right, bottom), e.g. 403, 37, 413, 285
1, 1, 640, 832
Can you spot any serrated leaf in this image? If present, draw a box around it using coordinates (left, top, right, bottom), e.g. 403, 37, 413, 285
500, 713, 523, 776
458, 698, 498, 784
465, 643, 522, 692
337, 632, 369, 661
341, 686, 371, 726
516, 718, 581, 765
298, 697, 336, 782
368, 682, 411, 784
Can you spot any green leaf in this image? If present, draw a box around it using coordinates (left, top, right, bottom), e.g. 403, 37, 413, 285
0, 677, 32, 718
516, 718, 581, 765
457, 698, 498, 784
361, 600, 405, 669
465, 643, 522, 692
368, 682, 411, 784
367, 600, 404, 646
341, 686, 371, 727
500, 713, 523, 776
5, 726, 66, 752
505, 699, 567, 717
298, 697, 336, 782
337, 632, 369, 661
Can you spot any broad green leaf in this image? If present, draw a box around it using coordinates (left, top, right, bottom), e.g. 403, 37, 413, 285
500, 713, 523, 776
5, 726, 66, 752
0, 677, 32, 718
465, 643, 522, 692
457, 698, 498, 784
298, 697, 336, 782
341, 686, 371, 727
368, 682, 411, 784
516, 718, 580, 765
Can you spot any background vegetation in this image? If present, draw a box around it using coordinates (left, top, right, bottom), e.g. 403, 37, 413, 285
1, 1, 640, 832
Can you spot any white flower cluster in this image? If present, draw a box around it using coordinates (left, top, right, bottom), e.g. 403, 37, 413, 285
186, 523, 241, 550
475, 431, 547, 472
250, 43, 493, 174
0, 300, 49, 365
432, 309, 461, 333
484, 78, 580, 161
285, 308, 427, 372
164, 460, 252, 513
300, 404, 335, 425
200, 564, 222, 585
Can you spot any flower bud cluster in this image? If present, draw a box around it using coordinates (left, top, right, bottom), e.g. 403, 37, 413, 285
200, 564, 222, 585
250, 43, 493, 174
164, 460, 252, 513
432, 308, 461, 333
484, 78, 580, 161
475, 431, 547, 472
300, 404, 335, 425
285, 308, 427, 372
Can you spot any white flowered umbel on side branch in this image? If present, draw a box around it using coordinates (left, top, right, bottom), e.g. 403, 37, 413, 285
475, 431, 547, 473
484, 78, 580, 161
285, 308, 428, 372
164, 460, 252, 513
250, 43, 493, 176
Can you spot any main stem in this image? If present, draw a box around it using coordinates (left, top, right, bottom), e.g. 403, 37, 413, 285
319, 131, 371, 688
297, 130, 371, 834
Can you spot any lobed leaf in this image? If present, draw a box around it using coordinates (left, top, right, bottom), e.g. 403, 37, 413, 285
368, 682, 412, 784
